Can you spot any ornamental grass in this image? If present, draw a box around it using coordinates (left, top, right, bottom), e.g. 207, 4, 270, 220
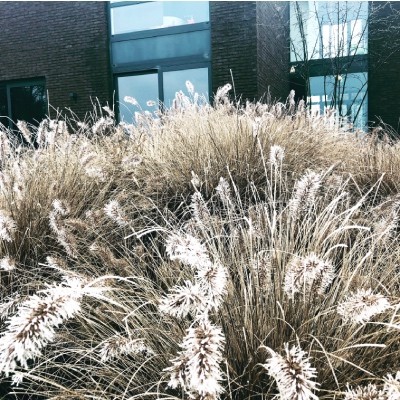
0, 85, 399, 399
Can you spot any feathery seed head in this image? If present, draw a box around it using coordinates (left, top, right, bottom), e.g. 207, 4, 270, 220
0, 293, 22, 321
289, 171, 322, 218
384, 371, 400, 400
166, 353, 190, 392
99, 335, 152, 362
122, 154, 142, 168
252, 252, 272, 292
215, 177, 233, 209
298, 99, 305, 113
191, 171, 201, 188
79, 152, 97, 168
270, 145, 285, 167
102, 106, 114, 118
191, 191, 210, 227
284, 253, 335, 299
17, 121, 33, 146
49, 202, 78, 257
195, 262, 227, 311
186, 80, 195, 95
0, 281, 83, 376
0, 211, 17, 242
165, 233, 212, 270
263, 343, 319, 400
167, 320, 225, 398
337, 289, 391, 324
85, 165, 107, 181
0, 256, 16, 271
344, 383, 387, 400
124, 96, 138, 106
214, 84, 232, 107
159, 280, 204, 318
52, 199, 70, 216
92, 117, 114, 136
11, 371, 26, 386
104, 200, 130, 227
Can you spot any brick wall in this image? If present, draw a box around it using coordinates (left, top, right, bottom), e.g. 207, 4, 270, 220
210, 1, 258, 101
256, 2, 290, 102
368, 1, 400, 133
0, 1, 112, 121
210, 1, 289, 104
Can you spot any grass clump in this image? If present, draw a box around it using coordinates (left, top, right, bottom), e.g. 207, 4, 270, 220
0, 86, 399, 400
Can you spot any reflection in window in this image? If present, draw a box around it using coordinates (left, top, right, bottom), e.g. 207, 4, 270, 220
0, 81, 47, 129
0, 85, 8, 128
290, 1, 368, 61
309, 73, 368, 129
163, 68, 209, 108
10, 84, 47, 127
117, 73, 159, 124
111, 1, 209, 35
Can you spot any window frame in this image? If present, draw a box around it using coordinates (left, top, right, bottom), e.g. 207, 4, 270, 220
0, 78, 47, 130
109, 1, 210, 41
114, 63, 211, 123
290, 1, 368, 62
308, 72, 368, 129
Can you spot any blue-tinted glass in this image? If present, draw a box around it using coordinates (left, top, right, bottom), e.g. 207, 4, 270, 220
309, 72, 368, 129
117, 73, 159, 123
111, 1, 209, 35
112, 29, 210, 66
163, 68, 209, 108
290, 1, 368, 61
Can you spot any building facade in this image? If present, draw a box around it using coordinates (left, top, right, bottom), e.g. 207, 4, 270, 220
289, 1, 400, 131
0, 1, 399, 132
0, 2, 112, 128
0, 1, 289, 129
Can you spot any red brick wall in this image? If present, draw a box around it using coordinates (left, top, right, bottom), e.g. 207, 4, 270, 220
0, 1, 112, 121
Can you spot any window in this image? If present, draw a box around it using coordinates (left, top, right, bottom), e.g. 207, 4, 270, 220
290, 1, 368, 61
0, 80, 47, 130
110, 1, 209, 35
117, 73, 159, 123
116, 67, 209, 123
309, 72, 368, 129
163, 67, 209, 108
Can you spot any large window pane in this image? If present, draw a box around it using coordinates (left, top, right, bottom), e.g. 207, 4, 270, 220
10, 83, 47, 127
117, 73, 159, 123
290, 1, 368, 61
309, 72, 368, 129
111, 1, 209, 35
163, 67, 209, 108
112, 29, 210, 66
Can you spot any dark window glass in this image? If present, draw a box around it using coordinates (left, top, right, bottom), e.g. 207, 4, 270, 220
111, 1, 209, 35
9, 84, 47, 127
0, 85, 8, 128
